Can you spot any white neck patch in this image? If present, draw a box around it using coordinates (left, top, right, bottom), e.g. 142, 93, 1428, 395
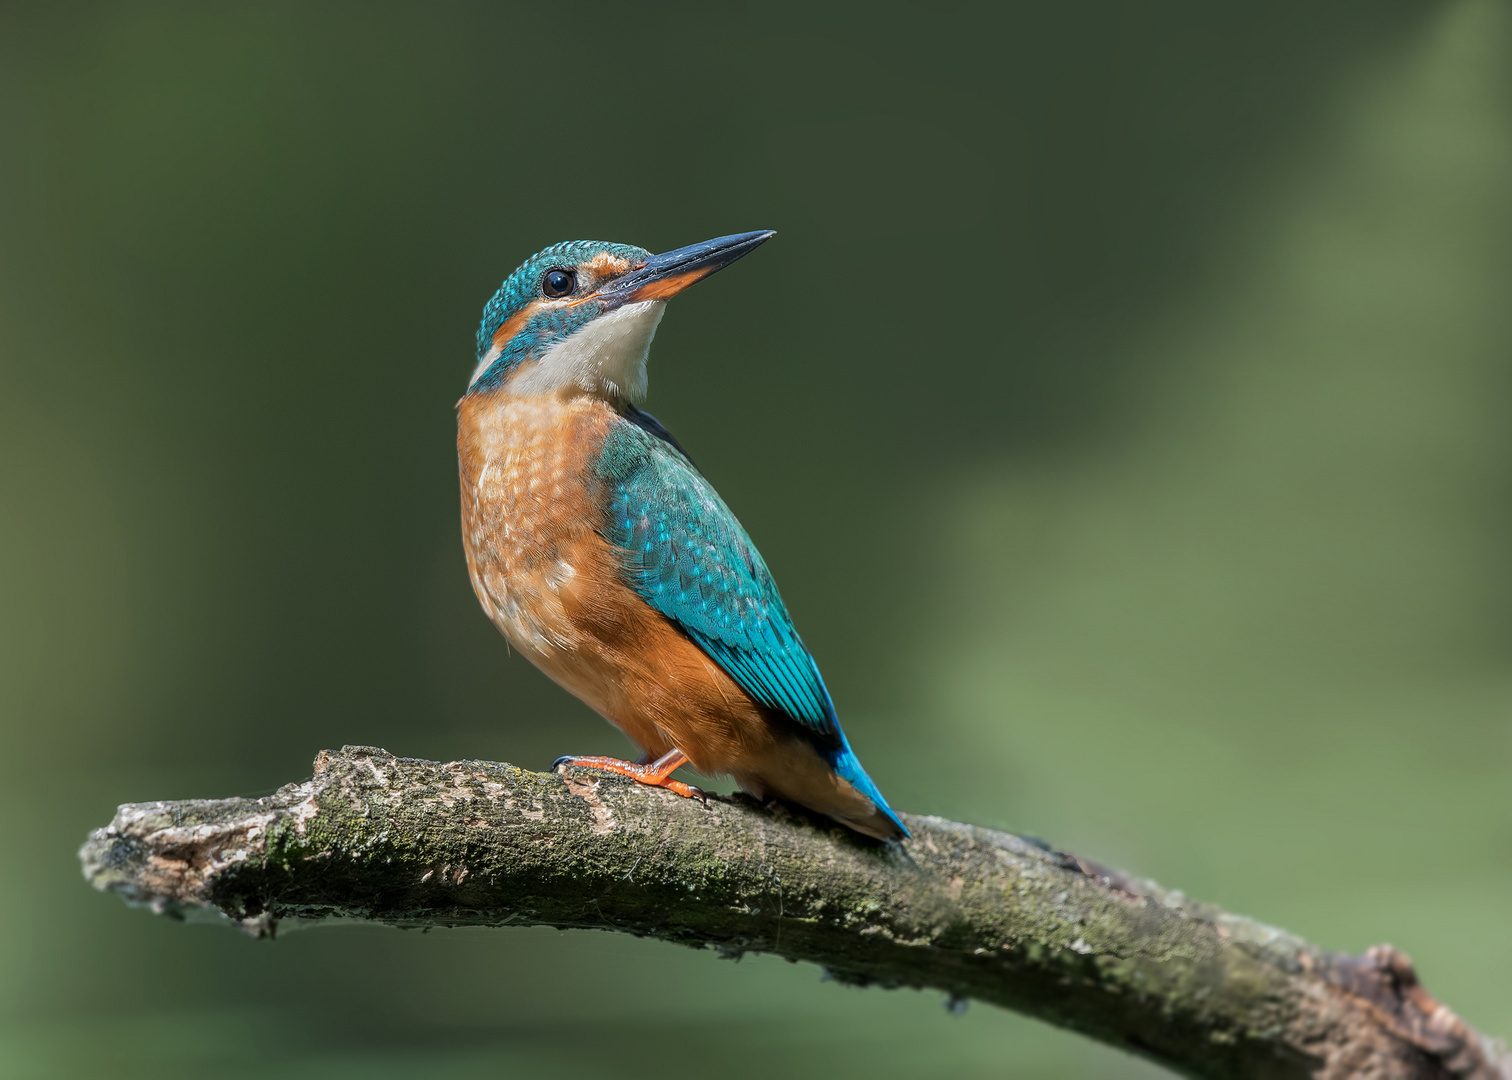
495, 300, 666, 402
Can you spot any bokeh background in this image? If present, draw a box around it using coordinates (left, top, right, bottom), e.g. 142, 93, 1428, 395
2, 2, 1509, 1077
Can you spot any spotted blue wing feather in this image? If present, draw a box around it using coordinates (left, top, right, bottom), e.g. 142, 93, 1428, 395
596, 417, 908, 837
597, 416, 838, 739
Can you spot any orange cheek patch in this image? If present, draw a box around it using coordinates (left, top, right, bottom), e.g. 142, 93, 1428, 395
490, 301, 543, 351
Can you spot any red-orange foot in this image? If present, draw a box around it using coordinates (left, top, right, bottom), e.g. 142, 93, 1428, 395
551, 748, 705, 802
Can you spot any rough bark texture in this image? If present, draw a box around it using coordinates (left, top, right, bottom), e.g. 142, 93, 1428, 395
80, 746, 1507, 1080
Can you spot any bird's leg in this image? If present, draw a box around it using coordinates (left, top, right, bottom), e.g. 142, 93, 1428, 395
551, 748, 704, 802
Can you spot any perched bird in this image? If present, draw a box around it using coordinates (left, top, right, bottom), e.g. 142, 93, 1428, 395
457, 231, 906, 841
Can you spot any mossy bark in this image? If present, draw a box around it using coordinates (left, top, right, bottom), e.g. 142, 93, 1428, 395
80, 746, 1507, 1080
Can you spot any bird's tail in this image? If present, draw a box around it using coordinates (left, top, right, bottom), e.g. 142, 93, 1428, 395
826, 732, 909, 840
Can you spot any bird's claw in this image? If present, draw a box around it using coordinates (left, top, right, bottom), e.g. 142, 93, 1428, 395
662, 778, 706, 803
550, 752, 705, 803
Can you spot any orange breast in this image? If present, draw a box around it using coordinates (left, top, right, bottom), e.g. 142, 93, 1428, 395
458, 390, 887, 835
457, 390, 607, 657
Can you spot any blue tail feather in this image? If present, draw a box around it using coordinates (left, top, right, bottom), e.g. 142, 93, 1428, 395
826, 732, 909, 838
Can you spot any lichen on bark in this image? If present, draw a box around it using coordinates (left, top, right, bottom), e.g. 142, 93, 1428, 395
80, 745, 1509, 1080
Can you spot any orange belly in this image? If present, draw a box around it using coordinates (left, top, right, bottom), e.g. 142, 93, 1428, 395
458, 389, 885, 834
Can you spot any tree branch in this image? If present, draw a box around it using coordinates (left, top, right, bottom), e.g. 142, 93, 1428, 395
79, 745, 1507, 1080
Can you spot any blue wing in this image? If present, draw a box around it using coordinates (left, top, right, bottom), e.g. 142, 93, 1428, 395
597, 414, 838, 739
597, 412, 908, 837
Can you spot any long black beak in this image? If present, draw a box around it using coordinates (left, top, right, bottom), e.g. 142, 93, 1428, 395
600, 230, 775, 305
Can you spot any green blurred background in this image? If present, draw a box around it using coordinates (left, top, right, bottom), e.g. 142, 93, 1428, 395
2, 2, 1509, 1076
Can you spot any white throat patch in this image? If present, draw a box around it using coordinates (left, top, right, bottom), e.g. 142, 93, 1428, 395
493, 300, 666, 401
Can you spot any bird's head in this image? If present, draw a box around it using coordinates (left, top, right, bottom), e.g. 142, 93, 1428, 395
468, 230, 775, 401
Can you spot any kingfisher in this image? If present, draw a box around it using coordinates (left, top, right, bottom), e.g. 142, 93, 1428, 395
457, 231, 907, 841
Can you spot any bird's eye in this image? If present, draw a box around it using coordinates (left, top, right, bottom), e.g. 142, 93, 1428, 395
542, 269, 575, 298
